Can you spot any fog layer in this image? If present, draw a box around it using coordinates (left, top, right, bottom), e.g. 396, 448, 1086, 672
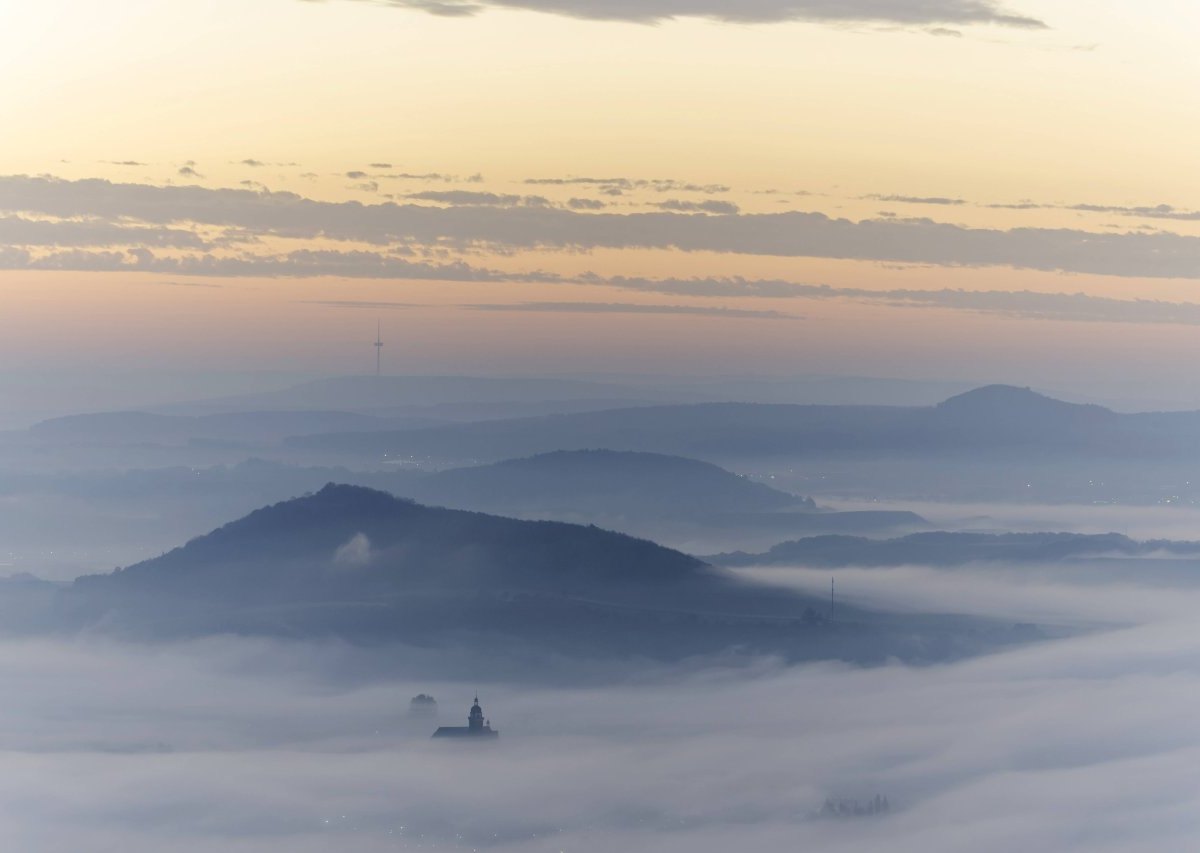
1, 562, 1196, 851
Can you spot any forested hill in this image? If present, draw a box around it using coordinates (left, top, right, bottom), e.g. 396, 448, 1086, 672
412, 449, 814, 516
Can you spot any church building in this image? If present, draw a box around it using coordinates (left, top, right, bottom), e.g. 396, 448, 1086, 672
432, 696, 499, 739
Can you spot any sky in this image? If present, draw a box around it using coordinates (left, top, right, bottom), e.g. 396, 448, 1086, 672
3, 0, 1200, 411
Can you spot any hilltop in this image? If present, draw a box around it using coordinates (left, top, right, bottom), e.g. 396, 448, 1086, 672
412, 449, 814, 517
54, 485, 1037, 672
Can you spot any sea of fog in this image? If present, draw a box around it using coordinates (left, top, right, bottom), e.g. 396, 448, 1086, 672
0, 562, 1197, 852
824, 498, 1200, 541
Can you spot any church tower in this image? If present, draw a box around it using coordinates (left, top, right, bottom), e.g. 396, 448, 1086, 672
433, 695, 499, 738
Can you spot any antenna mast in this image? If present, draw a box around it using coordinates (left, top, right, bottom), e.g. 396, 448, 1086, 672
374, 321, 383, 377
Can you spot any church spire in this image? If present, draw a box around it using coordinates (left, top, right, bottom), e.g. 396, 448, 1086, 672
432, 695, 499, 739
468, 695, 486, 730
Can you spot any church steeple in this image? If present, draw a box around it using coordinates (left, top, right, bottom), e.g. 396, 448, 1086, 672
432, 695, 499, 739
468, 695, 485, 731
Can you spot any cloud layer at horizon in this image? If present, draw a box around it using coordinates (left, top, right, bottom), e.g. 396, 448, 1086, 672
6, 175, 1200, 280
12, 174, 1200, 336
344, 0, 1045, 28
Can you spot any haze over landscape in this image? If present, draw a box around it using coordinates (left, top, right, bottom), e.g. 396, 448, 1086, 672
3, 1, 1200, 850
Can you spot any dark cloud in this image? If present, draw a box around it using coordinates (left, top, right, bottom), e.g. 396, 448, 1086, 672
1067, 202, 1200, 222
240, 159, 266, 167
20, 242, 1200, 328
866, 194, 968, 206
301, 298, 794, 318
356, 0, 1045, 28
982, 199, 1200, 221
11, 176, 1200, 279
654, 181, 731, 195
568, 198, 607, 210
160, 249, 519, 280
0, 246, 527, 281
0, 215, 209, 249
526, 176, 636, 188
835, 287, 1200, 326
368, 163, 394, 169
407, 190, 550, 207
593, 274, 826, 298
595, 275, 1200, 326
376, 172, 459, 182
526, 176, 730, 194
10, 236, 1144, 328
657, 199, 741, 215
177, 166, 203, 179
299, 299, 424, 309
4, 248, 130, 271
466, 301, 796, 319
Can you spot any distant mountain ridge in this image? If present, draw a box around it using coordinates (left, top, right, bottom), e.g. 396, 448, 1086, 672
709, 531, 1200, 568
412, 449, 814, 516
154, 373, 978, 416
287, 384, 1200, 462
936, 385, 1111, 418
29, 409, 405, 445
156, 375, 667, 416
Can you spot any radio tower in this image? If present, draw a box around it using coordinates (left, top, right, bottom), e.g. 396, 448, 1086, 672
374, 321, 384, 377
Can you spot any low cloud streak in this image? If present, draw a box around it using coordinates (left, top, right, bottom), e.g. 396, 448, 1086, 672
350, 0, 1046, 29
466, 301, 796, 319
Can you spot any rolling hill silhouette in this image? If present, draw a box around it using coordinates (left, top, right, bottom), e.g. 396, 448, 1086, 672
57, 485, 1037, 670
288, 385, 1191, 463
412, 449, 814, 516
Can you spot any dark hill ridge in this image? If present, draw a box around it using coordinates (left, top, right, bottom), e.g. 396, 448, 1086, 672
412, 449, 813, 516
55, 486, 1041, 668
709, 531, 1200, 568
77, 483, 707, 601
935, 385, 1112, 421
61, 484, 777, 648
288, 384, 1195, 463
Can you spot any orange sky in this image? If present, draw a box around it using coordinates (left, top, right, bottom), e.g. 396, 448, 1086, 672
2, 0, 1200, 413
